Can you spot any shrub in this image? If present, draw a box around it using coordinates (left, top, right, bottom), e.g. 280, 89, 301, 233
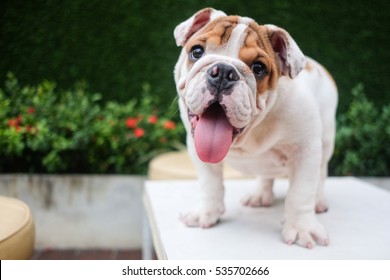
330, 84, 390, 176
0, 73, 185, 174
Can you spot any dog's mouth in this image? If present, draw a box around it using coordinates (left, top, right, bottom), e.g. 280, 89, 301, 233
188, 102, 244, 163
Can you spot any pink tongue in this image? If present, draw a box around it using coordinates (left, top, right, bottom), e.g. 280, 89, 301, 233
194, 103, 233, 163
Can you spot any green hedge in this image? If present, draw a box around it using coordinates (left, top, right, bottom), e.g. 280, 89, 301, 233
1, 0, 389, 111
0, 73, 185, 174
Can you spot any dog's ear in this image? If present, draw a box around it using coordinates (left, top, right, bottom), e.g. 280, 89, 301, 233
174, 8, 226, 47
266, 25, 306, 79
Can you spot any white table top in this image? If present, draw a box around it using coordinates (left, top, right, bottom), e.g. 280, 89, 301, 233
144, 177, 390, 260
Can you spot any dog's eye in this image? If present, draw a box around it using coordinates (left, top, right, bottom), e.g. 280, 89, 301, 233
252, 61, 267, 78
189, 45, 204, 61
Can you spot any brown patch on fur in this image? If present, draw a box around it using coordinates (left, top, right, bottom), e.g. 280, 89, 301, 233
184, 16, 239, 69
305, 61, 313, 72
185, 16, 240, 51
240, 24, 280, 95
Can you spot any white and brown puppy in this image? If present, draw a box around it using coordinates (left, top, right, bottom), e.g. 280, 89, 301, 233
174, 8, 338, 249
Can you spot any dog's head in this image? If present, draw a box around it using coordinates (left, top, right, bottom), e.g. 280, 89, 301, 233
174, 8, 306, 163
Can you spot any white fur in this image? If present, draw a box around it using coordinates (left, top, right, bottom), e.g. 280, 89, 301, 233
226, 24, 249, 58
174, 9, 338, 249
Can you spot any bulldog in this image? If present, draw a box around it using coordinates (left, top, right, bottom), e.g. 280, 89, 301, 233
173, 8, 338, 249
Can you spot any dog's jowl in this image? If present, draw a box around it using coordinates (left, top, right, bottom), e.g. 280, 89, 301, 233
173, 8, 338, 249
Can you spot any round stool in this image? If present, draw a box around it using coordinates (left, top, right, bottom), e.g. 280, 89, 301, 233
0, 196, 35, 259
148, 150, 251, 180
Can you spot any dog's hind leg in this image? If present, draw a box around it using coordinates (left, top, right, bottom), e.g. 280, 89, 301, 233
315, 164, 328, 213
241, 177, 274, 207
315, 123, 335, 213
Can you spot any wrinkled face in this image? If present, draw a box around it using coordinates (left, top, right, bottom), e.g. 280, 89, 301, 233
174, 12, 304, 163
177, 16, 280, 131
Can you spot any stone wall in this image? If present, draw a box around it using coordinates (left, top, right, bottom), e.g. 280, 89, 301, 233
0, 175, 145, 249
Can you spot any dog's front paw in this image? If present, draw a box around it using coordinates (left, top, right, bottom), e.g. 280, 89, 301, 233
179, 204, 225, 228
241, 191, 274, 207
282, 216, 329, 249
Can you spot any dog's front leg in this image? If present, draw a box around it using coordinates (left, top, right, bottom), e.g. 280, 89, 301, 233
180, 145, 225, 228
282, 143, 329, 248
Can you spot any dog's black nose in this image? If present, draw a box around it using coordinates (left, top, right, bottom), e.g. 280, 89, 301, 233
207, 63, 239, 92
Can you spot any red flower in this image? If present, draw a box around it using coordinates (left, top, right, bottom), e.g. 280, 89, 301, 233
163, 120, 176, 130
8, 118, 18, 127
125, 117, 138, 128
134, 127, 145, 138
148, 115, 158, 124
7, 116, 24, 132
27, 107, 36, 114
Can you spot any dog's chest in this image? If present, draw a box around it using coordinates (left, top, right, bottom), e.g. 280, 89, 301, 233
226, 144, 295, 177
